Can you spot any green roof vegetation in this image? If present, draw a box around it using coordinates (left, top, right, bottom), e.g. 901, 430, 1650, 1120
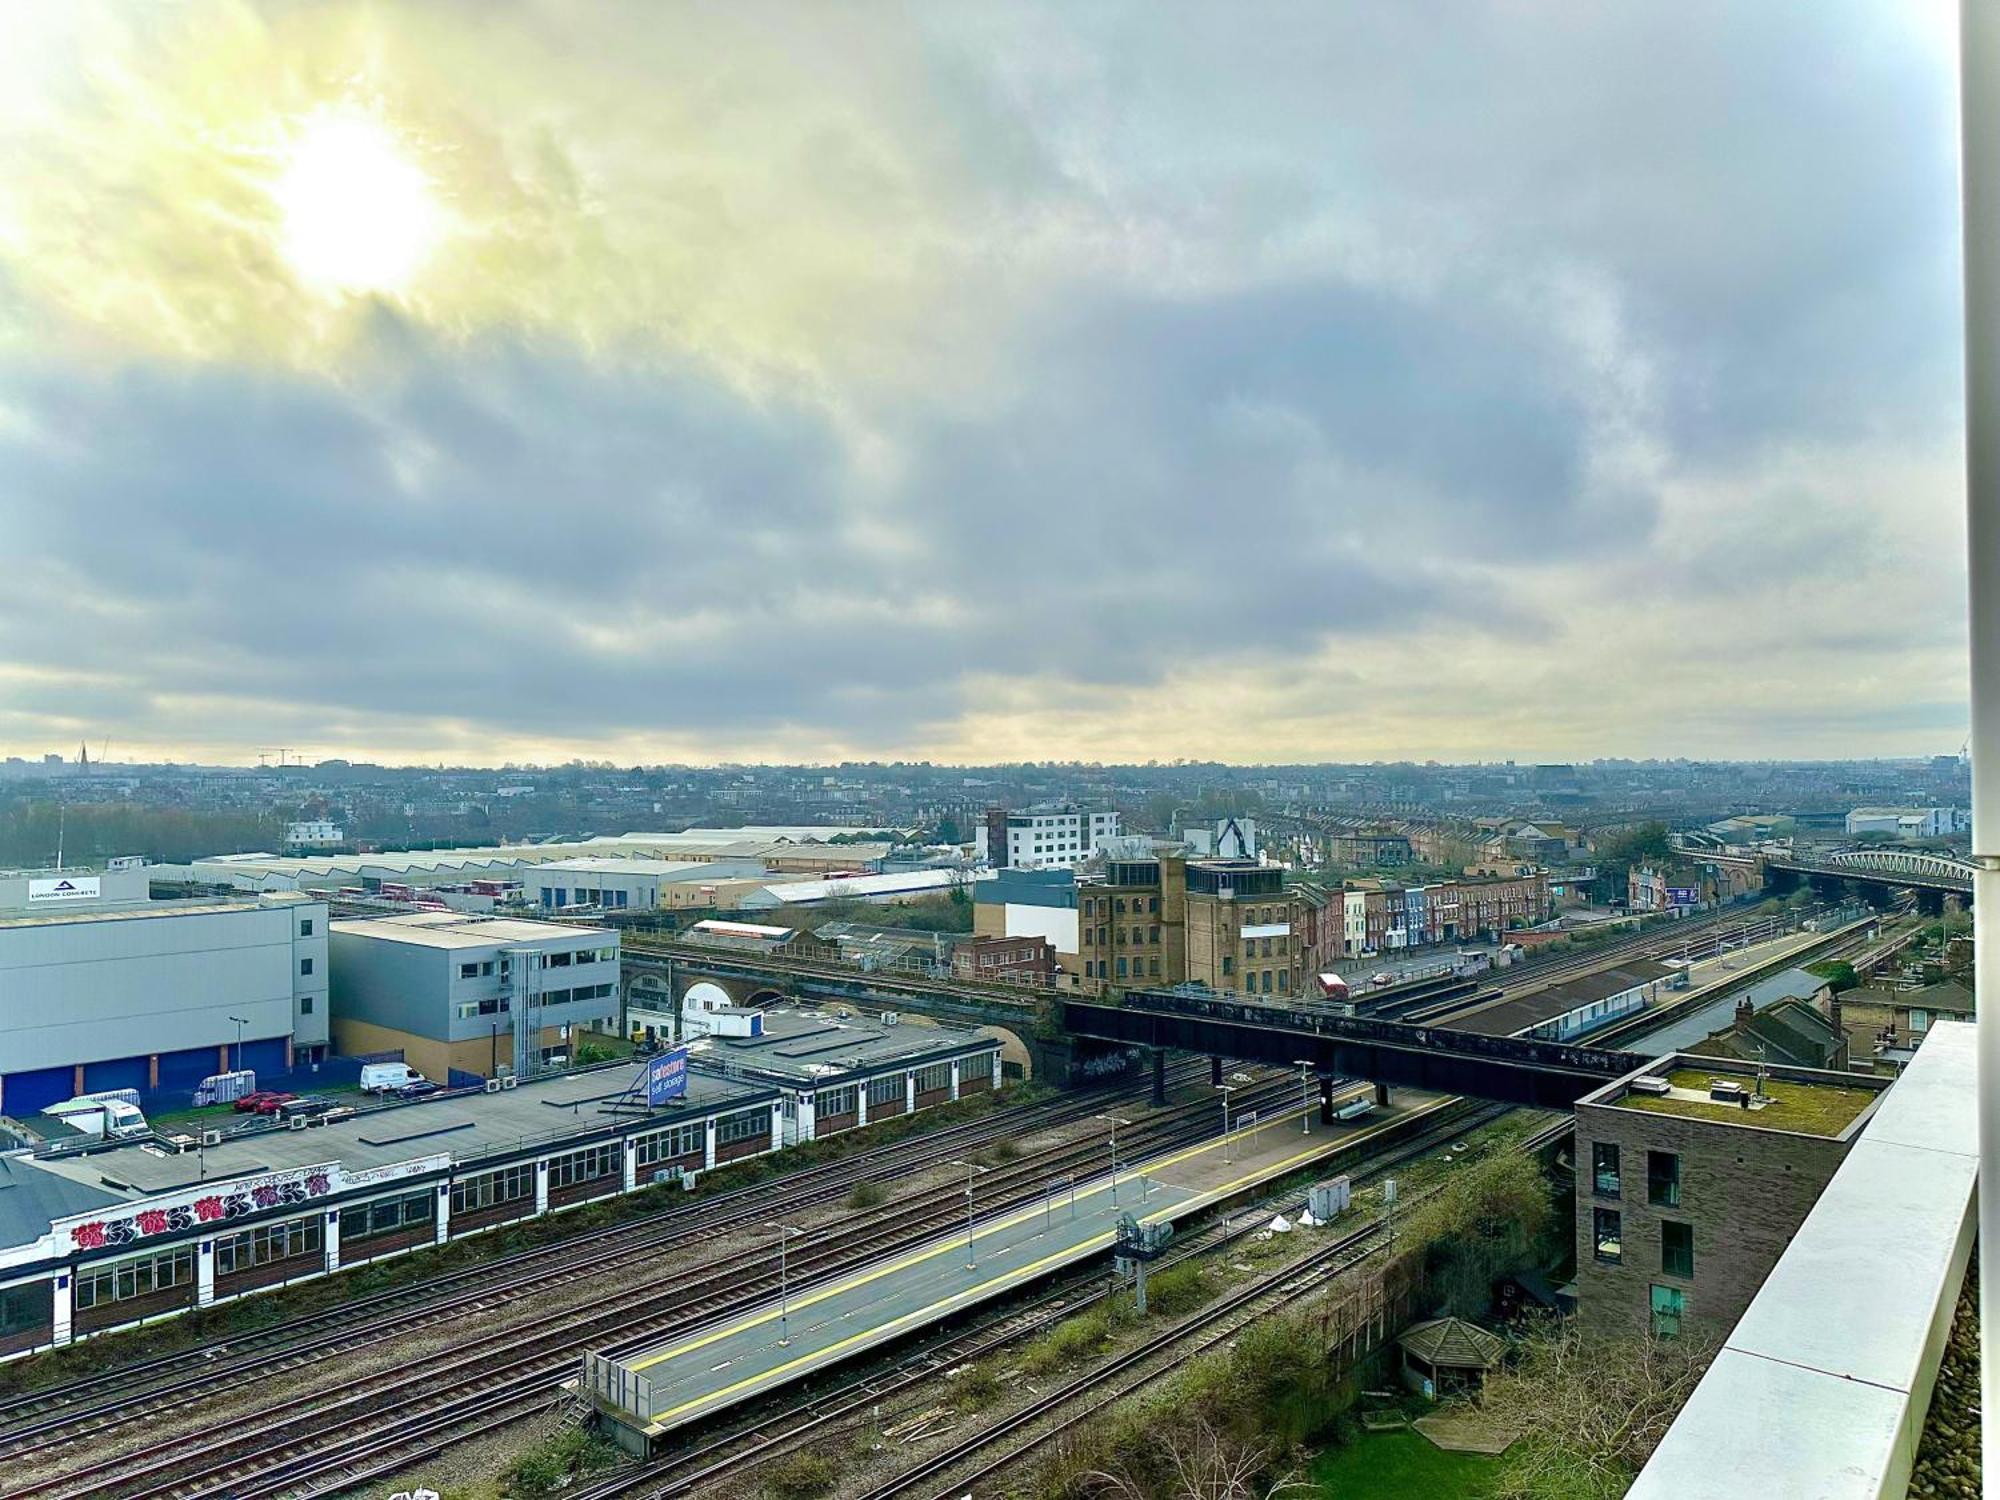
1618, 1067, 1877, 1137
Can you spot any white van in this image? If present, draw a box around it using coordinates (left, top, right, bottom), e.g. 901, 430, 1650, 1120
360, 1062, 426, 1094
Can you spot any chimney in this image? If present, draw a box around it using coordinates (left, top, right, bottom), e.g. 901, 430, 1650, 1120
1734, 995, 1755, 1030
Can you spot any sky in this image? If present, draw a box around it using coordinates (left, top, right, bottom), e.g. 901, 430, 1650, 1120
0, 1, 1971, 767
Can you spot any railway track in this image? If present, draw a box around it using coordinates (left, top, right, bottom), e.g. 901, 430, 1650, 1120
854, 1111, 1576, 1500
0, 1059, 1219, 1447
2, 1074, 1301, 1500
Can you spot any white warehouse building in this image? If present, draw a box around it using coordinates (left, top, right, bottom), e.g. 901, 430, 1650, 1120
0, 866, 328, 1117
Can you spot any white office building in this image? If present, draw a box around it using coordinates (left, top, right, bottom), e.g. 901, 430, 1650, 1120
978, 809, 1121, 870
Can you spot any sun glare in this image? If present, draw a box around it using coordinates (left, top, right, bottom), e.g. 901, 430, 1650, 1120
274, 112, 440, 294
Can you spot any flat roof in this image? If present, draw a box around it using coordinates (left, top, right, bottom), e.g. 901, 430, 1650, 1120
1452, 959, 1673, 1037
0, 891, 321, 931
753, 869, 987, 902
3, 1060, 769, 1251
330, 912, 610, 949
690, 1004, 994, 1085
525, 858, 725, 877
1614, 1065, 1880, 1138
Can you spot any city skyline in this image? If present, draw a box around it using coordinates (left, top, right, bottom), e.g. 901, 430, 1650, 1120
0, 1, 1970, 767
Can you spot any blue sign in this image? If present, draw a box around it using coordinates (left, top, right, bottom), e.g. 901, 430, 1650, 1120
1668, 887, 1701, 906
646, 1047, 689, 1105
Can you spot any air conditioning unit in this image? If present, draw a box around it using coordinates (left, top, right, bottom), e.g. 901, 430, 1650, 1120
880, 1011, 901, 1025
650, 1168, 674, 1185
485, 1078, 503, 1094
500, 1076, 519, 1090
289, 1114, 309, 1130
1629, 1076, 1672, 1096
201, 1130, 223, 1147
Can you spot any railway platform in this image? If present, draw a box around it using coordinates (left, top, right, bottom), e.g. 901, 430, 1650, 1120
584, 1086, 1442, 1453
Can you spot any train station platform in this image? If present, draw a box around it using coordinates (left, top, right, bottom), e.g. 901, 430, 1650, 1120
584, 1086, 1444, 1450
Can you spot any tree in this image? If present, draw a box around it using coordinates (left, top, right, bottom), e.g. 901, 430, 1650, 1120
1480, 1321, 1719, 1500
1085, 1417, 1310, 1500
1395, 1151, 1554, 1318
1806, 959, 1859, 993
936, 814, 962, 844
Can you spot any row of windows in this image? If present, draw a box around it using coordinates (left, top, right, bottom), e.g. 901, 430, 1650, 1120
636, 1122, 705, 1167
913, 1062, 953, 1094
75, 1246, 196, 1308
537, 982, 616, 1008
1591, 1143, 1681, 1208
452, 1164, 534, 1213
717, 1109, 771, 1146
868, 1073, 905, 1106
817, 1085, 858, 1117
1593, 1208, 1694, 1276
342, 1190, 434, 1243
549, 1143, 621, 1188
215, 1218, 322, 1275
0, 1283, 47, 1335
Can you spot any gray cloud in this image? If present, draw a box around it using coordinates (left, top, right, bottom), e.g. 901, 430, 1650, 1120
0, 0, 1969, 760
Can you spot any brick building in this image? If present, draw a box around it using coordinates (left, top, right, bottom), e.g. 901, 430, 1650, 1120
950, 933, 1056, 987
1572, 1053, 1887, 1339
1073, 855, 1308, 998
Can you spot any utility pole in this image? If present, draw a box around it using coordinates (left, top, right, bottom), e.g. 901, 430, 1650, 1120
1096, 1114, 1131, 1204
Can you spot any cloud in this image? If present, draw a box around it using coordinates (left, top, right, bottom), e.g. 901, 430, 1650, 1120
0, 0, 1970, 763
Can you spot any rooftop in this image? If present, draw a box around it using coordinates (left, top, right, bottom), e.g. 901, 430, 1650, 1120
330, 912, 609, 949
690, 1003, 992, 1085
0, 1060, 769, 1257
1613, 1065, 1881, 1138
1451, 959, 1673, 1037
0, 890, 320, 931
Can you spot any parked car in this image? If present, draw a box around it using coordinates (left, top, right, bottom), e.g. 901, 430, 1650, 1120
248, 1091, 300, 1115
1371, 972, 1397, 986
275, 1095, 336, 1121
395, 1080, 441, 1099
232, 1091, 283, 1113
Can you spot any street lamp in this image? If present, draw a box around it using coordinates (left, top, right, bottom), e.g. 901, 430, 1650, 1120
1096, 1114, 1132, 1204
1295, 1059, 1314, 1135
947, 1159, 992, 1271
768, 1223, 805, 1346
1216, 1083, 1236, 1164
228, 1015, 248, 1075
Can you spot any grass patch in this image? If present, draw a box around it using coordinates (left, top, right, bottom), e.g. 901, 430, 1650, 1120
1143, 1260, 1217, 1318
949, 1359, 1001, 1412
505, 1427, 621, 1496
846, 1179, 888, 1209
1019, 1303, 1130, 1377
1309, 1427, 1499, 1498
762, 1450, 842, 1498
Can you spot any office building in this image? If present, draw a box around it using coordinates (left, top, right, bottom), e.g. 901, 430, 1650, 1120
329, 913, 620, 1080
976, 807, 1120, 870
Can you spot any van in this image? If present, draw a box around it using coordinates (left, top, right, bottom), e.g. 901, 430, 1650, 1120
360, 1062, 425, 1093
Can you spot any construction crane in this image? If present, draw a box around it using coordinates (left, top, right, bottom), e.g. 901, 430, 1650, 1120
255, 747, 299, 768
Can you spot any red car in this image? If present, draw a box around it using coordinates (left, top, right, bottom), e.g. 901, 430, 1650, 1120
249, 1091, 299, 1116
232, 1091, 282, 1113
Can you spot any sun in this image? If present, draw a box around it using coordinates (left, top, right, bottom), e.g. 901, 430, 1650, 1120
274, 111, 441, 294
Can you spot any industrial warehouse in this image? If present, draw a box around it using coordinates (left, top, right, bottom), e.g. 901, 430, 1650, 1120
0, 1015, 1002, 1360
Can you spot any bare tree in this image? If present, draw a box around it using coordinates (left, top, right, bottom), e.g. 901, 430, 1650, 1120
1084, 1416, 1313, 1500
1478, 1319, 1719, 1500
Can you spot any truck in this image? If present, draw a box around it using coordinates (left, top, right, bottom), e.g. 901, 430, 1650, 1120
360, 1062, 427, 1094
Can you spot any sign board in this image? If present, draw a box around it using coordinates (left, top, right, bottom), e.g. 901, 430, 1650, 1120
51, 1151, 454, 1255
28, 876, 99, 905
646, 1047, 690, 1105
1668, 887, 1701, 906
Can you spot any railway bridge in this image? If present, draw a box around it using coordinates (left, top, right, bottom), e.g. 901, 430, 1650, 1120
1066, 990, 1646, 1110
619, 938, 1063, 1080
1763, 848, 1972, 909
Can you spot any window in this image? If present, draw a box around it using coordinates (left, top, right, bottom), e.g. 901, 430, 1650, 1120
636, 1123, 705, 1167
343, 1190, 434, 1242
299, 918, 314, 937
548, 950, 572, 967
1261, 970, 1273, 994
1910, 1009, 1930, 1033
1221, 956, 1234, 976
214, 1217, 322, 1275
717, 1108, 770, 1145
1661, 1221, 1694, 1278
817, 1085, 858, 1117
461, 962, 480, 980
1150, 924, 1160, 943
1277, 970, 1289, 993
0, 1283, 46, 1335
547, 1143, 620, 1188
1115, 899, 1127, 914
1592, 1208, 1622, 1263
451, 1163, 535, 1212
1116, 957, 1128, 979
1592, 1142, 1621, 1197
300, 995, 314, 1014
299, 957, 313, 977
1647, 1151, 1681, 1209
74, 1246, 197, 1308
1650, 1283, 1685, 1338
1150, 958, 1161, 977
914, 1062, 952, 1094
868, 1073, 904, 1106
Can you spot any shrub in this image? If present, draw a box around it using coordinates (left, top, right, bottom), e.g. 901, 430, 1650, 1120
506, 1428, 618, 1496
846, 1179, 888, 1209
1142, 1261, 1215, 1318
